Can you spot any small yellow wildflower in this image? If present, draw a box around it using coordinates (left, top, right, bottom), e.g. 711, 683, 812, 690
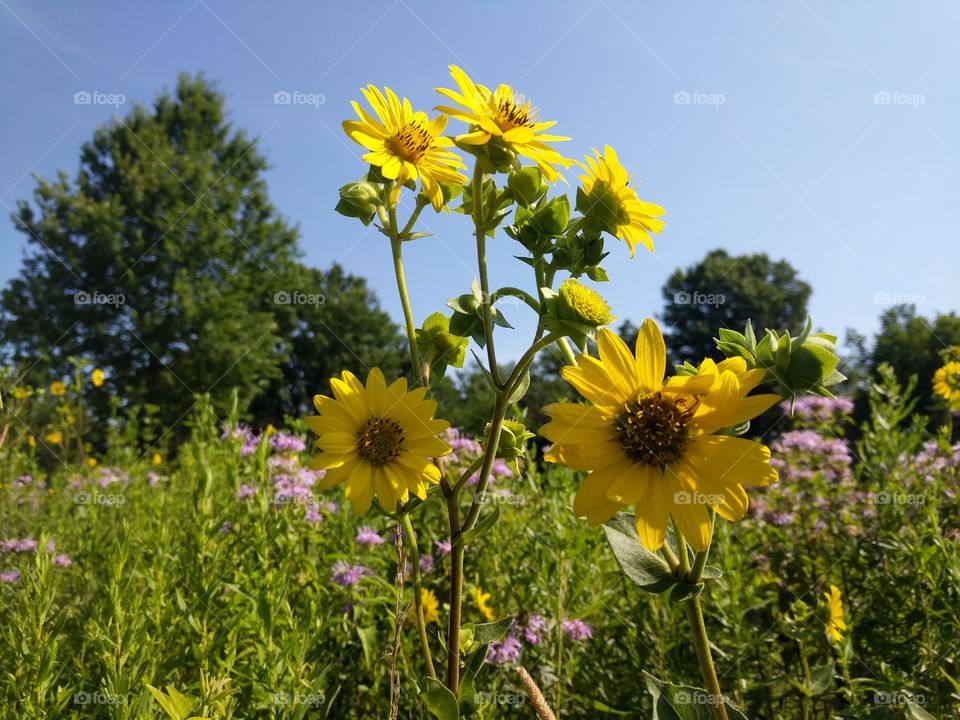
933, 361, 960, 405
45, 431, 63, 445
86, 457, 98, 468
12, 387, 29, 400
421, 588, 439, 624
91, 368, 105, 387
823, 585, 847, 644
49, 381, 66, 396
471, 588, 496, 622
151, 453, 162, 466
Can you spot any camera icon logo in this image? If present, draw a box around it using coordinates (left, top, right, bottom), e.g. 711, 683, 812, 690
73, 91, 92, 105
274, 91, 292, 105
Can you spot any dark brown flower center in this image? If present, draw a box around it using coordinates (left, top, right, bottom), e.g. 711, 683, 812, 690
357, 417, 405, 466
614, 392, 695, 467
496, 96, 536, 130
389, 121, 432, 162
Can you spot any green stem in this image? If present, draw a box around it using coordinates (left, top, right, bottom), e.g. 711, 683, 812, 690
471, 163, 502, 388
798, 640, 812, 720
686, 510, 715, 584
673, 522, 691, 578
399, 197, 428, 238
557, 337, 578, 366
685, 596, 730, 720
491, 286, 540, 314
444, 501, 464, 690
388, 206, 422, 383
401, 513, 436, 680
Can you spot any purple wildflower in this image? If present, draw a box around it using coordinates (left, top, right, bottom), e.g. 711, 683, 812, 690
486, 635, 522, 664
522, 613, 548, 645
237, 484, 257, 500
332, 561, 372, 588
269, 432, 306, 453
435, 540, 452, 555
53, 553, 72, 567
0, 568, 20, 583
355, 526, 384, 547
561, 618, 593, 641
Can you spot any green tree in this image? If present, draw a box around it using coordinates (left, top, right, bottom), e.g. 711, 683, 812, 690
250, 263, 404, 423
660, 249, 811, 364
0, 73, 402, 433
870, 305, 960, 413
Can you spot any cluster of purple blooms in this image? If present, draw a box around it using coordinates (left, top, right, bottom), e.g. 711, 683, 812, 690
332, 560, 373, 588
782, 395, 854, 424
897, 441, 960, 492
441, 428, 517, 502
1, 537, 72, 583
227, 425, 336, 524
486, 613, 593, 665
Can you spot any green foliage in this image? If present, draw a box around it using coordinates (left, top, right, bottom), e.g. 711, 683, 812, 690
660, 249, 811, 363
870, 304, 960, 413
1, 375, 958, 718
0, 73, 403, 436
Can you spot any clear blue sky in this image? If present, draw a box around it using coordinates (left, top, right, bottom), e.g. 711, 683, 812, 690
2, 1, 958, 361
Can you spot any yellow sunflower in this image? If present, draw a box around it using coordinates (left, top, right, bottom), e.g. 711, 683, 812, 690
421, 588, 439, 624
578, 145, 665, 257
435, 65, 576, 183
933, 361, 960, 405
823, 584, 847, 644
540, 319, 780, 551
45, 431, 63, 445
91, 368, 105, 387
342, 86, 467, 211
470, 587, 496, 622
49, 381, 66, 396
307, 368, 451, 514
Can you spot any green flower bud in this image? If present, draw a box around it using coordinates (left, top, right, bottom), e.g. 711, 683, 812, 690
484, 419, 534, 473
416, 312, 469, 380
576, 179, 630, 233
507, 167, 547, 206
335, 180, 380, 225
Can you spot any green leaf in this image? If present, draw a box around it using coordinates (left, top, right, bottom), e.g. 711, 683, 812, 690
602, 513, 676, 594
643, 672, 750, 720
807, 660, 834, 696
472, 616, 513, 644
455, 502, 500, 547
506, 370, 530, 404
421, 678, 460, 720
905, 700, 936, 720
457, 677, 482, 717
669, 582, 705, 603
700, 565, 722, 580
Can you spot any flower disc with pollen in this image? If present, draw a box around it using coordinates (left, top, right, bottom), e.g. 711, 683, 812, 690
540, 319, 781, 551
307, 368, 451, 514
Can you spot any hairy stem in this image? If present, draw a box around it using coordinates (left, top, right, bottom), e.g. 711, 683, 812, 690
401, 513, 436, 680
685, 596, 729, 720
388, 205, 422, 383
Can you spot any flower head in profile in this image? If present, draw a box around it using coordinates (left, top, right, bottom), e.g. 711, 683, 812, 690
421, 588, 439, 624
823, 584, 847, 644
933, 361, 960, 406
49, 381, 66, 396
540, 319, 780, 551
470, 587, 496, 622
578, 145, 665, 257
12, 387, 29, 400
307, 368, 451, 514
435, 65, 576, 183
45, 431, 63, 445
91, 368, 105, 388
342, 86, 467, 211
